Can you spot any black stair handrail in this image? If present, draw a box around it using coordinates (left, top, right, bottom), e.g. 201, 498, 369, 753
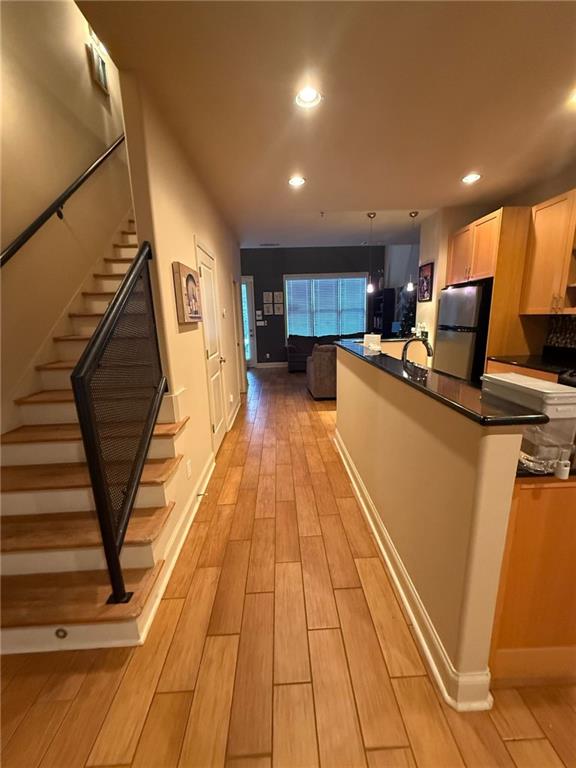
0, 134, 126, 269
71, 240, 167, 603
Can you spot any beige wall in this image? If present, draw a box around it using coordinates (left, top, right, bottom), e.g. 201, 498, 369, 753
336, 348, 522, 706
120, 72, 242, 507
1, 0, 132, 431
1, 0, 125, 246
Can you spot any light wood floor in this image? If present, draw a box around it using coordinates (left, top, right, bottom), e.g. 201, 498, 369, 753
2, 368, 575, 768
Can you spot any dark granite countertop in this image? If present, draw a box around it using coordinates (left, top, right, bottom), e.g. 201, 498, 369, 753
488, 353, 576, 375
336, 340, 549, 427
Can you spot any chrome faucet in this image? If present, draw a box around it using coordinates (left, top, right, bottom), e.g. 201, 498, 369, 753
401, 337, 434, 380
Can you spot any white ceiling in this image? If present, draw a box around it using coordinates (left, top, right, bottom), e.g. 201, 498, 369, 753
80, 1, 576, 247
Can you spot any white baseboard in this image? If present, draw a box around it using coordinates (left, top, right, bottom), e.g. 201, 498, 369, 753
226, 397, 241, 431
0, 453, 216, 655
334, 428, 493, 712
135, 451, 215, 646
253, 361, 288, 368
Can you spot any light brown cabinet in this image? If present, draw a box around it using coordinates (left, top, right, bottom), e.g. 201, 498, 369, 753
490, 476, 576, 683
447, 225, 473, 284
447, 208, 538, 358
520, 189, 576, 315
447, 210, 501, 285
471, 210, 500, 280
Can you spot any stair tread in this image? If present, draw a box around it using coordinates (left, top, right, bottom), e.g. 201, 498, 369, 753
1, 561, 162, 627
15, 389, 75, 404
82, 291, 115, 298
121, 230, 136, 235
113, 242, 138, 248
93, 272, 123, 279
1, 418, 189, 444
53, 334, 92, 342
54, 333, 149, 342
104, 257, 134, 264
36, 359, 152, 371
36, 360, 77, 371
1, 504, 174, 552
1, 456, 182, 492
68, 312, 105, 319
15, 385, 162, 405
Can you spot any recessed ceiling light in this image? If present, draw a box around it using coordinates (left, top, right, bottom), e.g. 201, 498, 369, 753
295, 86, 322, 109
462, 172, 481, 185
288, 175, 306, 188
568, 89, 576, 107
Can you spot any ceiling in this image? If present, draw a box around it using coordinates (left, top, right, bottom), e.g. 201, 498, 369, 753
80, 1, 576, 247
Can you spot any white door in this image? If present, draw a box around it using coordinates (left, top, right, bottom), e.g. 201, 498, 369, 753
241, 276, 257, 367
198, 244, 226, 451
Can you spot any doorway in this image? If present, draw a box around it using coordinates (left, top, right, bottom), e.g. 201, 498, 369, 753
240, 276, 257, 368
197, 242, 226, 452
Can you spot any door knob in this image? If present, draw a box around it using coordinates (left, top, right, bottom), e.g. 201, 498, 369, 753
219, 356, 226, 364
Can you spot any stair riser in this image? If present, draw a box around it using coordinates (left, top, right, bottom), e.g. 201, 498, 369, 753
54, 339, 88, 362
1, 542, 155, 575
114, 245, 136, 258
1, 499, 183, 575
1, 482, 170, 515
2, 435, 176, 465
70, 317, 100, 336
121, 232, 137, 245
93, 275, 123, 292
82, 296, 112, 313
19, 397, 177, 426
104, 261, 132, 275
39, 369, 73, 390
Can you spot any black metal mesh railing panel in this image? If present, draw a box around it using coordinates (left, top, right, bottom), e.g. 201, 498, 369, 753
72, 244, 166, 570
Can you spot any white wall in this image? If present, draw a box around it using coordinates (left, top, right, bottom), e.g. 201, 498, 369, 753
120, 73, 242, 511
1, 0, 125, 246
1, 0, 132, 431
385, 244, 419, 289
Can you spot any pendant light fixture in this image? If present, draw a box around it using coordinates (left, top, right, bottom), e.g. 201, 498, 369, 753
366, 211, 376, 294
406, 211, 419, 292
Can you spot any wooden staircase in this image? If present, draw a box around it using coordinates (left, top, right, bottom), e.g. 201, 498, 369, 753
0, 218, 191, 653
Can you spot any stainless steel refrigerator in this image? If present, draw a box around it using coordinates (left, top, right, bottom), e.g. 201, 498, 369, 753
433, 283, 490, 381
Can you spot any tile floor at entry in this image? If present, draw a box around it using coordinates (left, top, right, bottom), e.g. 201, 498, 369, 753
2, 368, 576, 768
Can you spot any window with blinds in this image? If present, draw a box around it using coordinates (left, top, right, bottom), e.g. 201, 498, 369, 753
284, 274, 367, 337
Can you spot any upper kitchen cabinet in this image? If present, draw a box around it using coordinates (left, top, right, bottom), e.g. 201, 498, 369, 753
470, 210, 501, 279
446, 210, 501, 285
447, 224, 473, 284
520, 189, 576, 315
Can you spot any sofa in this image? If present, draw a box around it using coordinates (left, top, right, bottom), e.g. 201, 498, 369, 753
307, 344, 337, 399
286, 333, 360, 372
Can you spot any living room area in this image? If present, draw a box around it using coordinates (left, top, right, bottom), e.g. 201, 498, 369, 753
240, 233, 420, 398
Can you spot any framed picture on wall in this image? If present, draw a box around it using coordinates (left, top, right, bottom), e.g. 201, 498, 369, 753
263, 303, 273, 315
172, 262, 202, 323
418, 262, 434, 302
86, 43, 109, 95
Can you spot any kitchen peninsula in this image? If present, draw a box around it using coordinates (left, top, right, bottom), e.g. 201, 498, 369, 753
334, 340, 547, 711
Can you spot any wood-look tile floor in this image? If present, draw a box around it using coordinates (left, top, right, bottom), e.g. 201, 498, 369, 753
2, 368, 576, 768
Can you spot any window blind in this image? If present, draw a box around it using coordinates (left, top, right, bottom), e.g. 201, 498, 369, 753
285, 274, 367, 337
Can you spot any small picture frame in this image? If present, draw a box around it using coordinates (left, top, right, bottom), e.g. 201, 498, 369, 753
172, 262, 202, 323
274, 303, 284, 315
263, 291, 273, 303
86, 42, 109, 95
263, 303, 274, 315
418, 262, 434, 302
255, 310, 263, 321
274, 291, 284, 303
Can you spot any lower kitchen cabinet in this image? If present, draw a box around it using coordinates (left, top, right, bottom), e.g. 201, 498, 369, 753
490, 476, 576, 685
